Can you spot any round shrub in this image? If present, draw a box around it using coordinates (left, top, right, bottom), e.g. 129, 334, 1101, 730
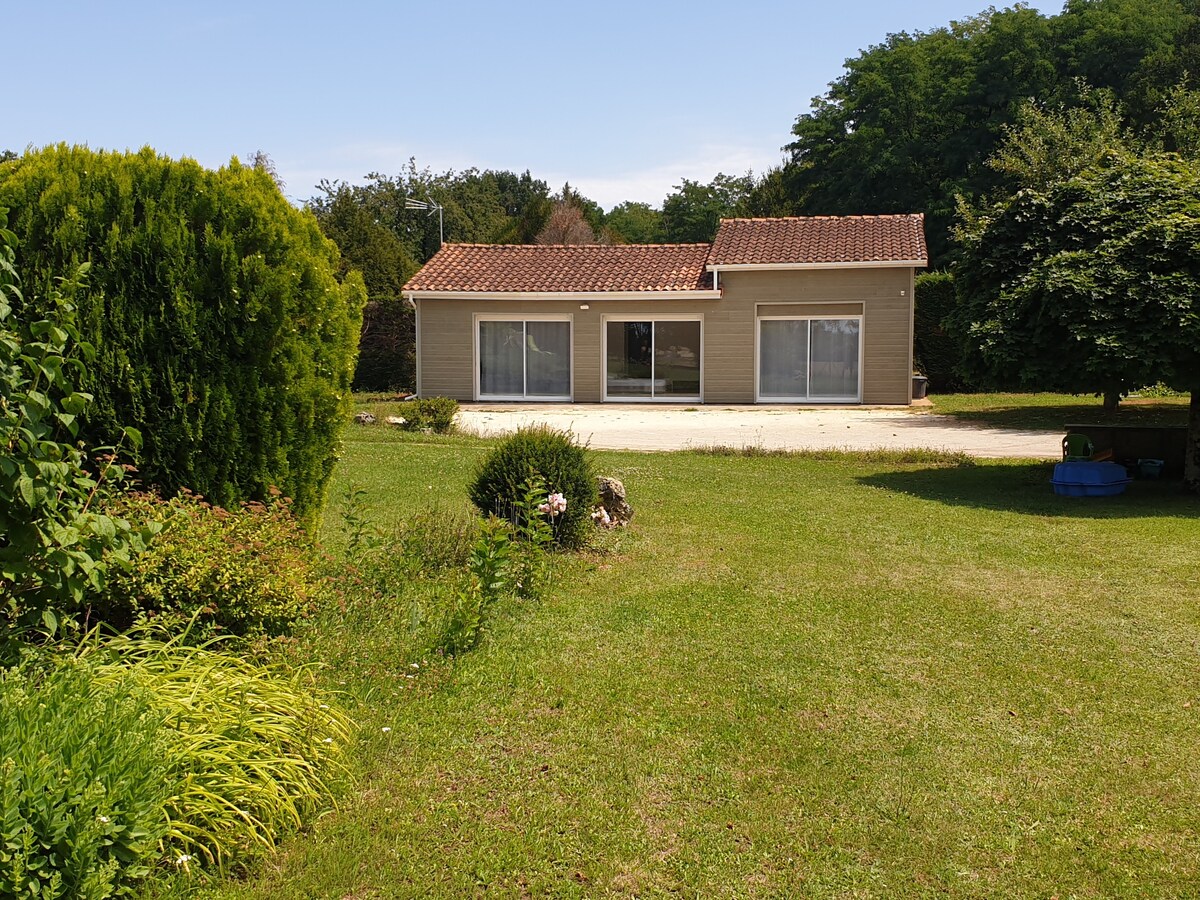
400, 396, 459, 433
0, 145, 366, 524
468, 425, 595, 549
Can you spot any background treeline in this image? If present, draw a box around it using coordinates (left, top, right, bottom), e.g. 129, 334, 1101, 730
316, 0, 1200, 391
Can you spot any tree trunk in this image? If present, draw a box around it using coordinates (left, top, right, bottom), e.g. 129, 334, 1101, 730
1186, 391, 1200, 494
1103, 389, 1121, 414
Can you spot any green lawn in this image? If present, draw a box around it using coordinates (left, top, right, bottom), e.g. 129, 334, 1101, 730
209, 429, 1200, 899
927, 392, 1191, 431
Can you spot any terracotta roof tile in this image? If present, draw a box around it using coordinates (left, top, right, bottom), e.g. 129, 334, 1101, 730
707, 215, 927, 267
403, 243, 714, 293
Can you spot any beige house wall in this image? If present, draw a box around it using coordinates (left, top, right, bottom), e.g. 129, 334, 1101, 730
415, 266, 915, 405
719, 267, 915, 405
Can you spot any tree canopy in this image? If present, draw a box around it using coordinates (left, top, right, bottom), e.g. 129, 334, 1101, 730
604, 202, 665, 244
952, 139, 1200, 487
768, 0, 1200, 266
661, 173, 754, 243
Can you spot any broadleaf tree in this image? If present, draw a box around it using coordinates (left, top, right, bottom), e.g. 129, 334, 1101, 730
661, 173, 754, 243
952, 148, 1200, 489
768, 0, 1200, 266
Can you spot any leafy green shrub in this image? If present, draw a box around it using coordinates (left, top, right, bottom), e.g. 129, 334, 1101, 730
913, 271, 965, 392
82, 630, 353, 872
0, 656, 170, 899
0, 216, 152, 642
468, 425, 595, 549
96, 491, 320, 637
0, 145, 367, 522
400, 396, 459, 433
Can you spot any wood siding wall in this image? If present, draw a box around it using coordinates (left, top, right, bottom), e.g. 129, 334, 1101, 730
416, 266, 915, 404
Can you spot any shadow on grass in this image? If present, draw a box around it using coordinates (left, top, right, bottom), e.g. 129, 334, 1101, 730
858, 462, 1200, 519
937, 402, 1190, 433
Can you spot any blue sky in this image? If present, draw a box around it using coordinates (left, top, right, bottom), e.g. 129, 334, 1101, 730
7, 0, 1063, 209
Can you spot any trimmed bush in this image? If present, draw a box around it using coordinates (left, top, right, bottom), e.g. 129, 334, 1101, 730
400, 396, 459, 433
0, 657, 170, 898
913, 271, 965, 392
468, 425, 595, 549
97, 491, 320, 638
0, 145, 367, 523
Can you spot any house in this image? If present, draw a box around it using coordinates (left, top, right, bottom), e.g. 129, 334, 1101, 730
401, 214, 926, 404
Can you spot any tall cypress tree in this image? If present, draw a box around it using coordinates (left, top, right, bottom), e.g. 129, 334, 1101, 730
0, 145, 366, 522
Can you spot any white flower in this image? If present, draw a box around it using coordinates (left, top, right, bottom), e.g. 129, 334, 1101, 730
381, 727, 392, 733
98, 816, 110, 824
322, 738, 334, 744
176, 854, 192, 866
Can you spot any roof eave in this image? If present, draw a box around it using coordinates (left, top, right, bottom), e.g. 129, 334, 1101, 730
706, 259, 927, 272
402, 289, 723, 301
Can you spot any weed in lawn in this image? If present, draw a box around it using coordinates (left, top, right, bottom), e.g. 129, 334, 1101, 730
432, 519, 515, 657
339, 482, 379, 555
397, 507, 480, 576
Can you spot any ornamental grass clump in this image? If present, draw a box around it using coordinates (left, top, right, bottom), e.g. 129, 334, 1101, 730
80, 628, 353, 873
468, 425, 595, 549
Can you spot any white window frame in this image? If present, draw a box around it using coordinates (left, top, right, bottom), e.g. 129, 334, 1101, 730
601, 314, 704, 403
474, 313, 574, 402
755, 315, 864, 403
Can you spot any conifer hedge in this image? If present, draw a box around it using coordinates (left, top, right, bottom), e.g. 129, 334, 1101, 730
913, 271, 965, 393
0, 146, 366, 521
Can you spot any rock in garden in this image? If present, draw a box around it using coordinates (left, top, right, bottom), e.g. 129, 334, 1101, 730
385, 415, 407, 427
596, 475, 633, 525
353, 412, 376, 425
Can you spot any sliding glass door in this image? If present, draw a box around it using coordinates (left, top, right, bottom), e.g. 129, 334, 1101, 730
605, 318, 701, 401
478, 318, 571, 400
758, 317, 861, 402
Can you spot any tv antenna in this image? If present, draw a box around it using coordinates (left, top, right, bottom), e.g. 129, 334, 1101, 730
405, 197, 444, 247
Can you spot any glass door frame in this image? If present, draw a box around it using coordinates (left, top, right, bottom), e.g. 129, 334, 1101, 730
755, 314, 863, 403
601, 314, 704, 403
474, 313, 574, 401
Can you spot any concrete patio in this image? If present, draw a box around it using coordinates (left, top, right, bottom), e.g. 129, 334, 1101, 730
456, 404, 1058, 458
